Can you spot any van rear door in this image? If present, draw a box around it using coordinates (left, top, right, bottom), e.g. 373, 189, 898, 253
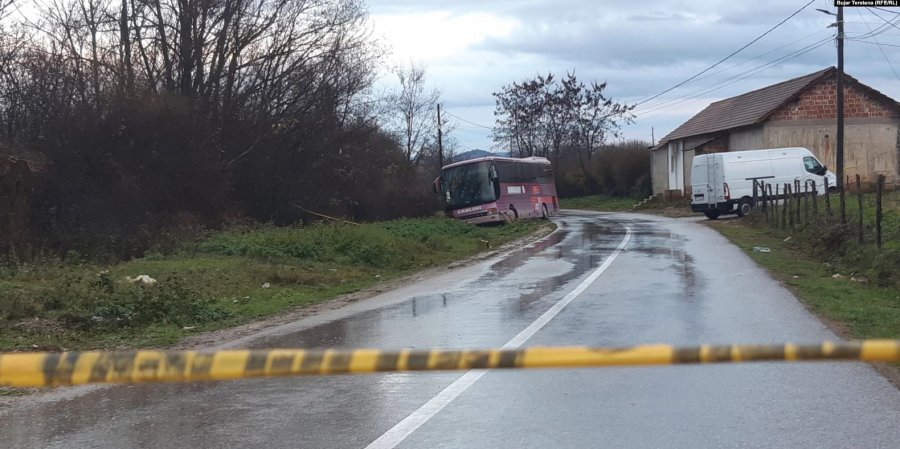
690, 154, 720, 206
690, 155, 707, 205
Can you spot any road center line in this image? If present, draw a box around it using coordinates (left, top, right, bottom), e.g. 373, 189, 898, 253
364, 223, 633, 449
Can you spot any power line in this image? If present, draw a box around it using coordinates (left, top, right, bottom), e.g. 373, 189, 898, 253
635, 40, 831, 120
442, 110, 493, 129
850, 11, 900, 39
638, 38, 832, 119
847, 21, 900, 40
633, 29, 832, 114
872, 6, 900, 15
847, 38, 900, 48
857, 8, 900, 81
634, 37, 833, 119
634, 0, 817, 107
455, 127, 494, 135
866, 7, 900, 32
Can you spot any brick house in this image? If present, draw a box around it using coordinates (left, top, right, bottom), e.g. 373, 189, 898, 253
651, 67, 900, 197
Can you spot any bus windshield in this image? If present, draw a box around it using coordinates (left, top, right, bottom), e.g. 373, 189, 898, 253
442, 161, 497, 209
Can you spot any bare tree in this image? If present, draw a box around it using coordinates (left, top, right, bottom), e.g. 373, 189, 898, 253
386, 62, 440, 167
492, 72, 632, 164
491, 73, 553, 157
0, 0, 13, 21
0, 0, 424, 259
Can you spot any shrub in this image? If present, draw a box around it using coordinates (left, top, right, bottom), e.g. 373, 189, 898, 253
48, 274, 231, 329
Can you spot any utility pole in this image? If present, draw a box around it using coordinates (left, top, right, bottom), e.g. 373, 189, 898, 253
436, 104, 446, 210
837, 5, 846, 224
437, 103, 444, 170
651, 127, 655, 147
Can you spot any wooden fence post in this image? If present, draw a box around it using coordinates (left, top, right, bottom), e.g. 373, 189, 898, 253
752, 180, 758, 215
776, 184, 783, 229
856, 174, 863, 245
810, 180, 818, 219
824, 177, 832, 217
876, 175, 884, 251
803, 182, 809, 225
784, 184, 794, 229
768, 184, 774, 225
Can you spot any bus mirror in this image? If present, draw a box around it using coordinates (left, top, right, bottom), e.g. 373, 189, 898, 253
489, 165, 498, 180
432, 177, 441, 194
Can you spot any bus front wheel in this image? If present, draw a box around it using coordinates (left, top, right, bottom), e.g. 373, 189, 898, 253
507, 206, 518, 222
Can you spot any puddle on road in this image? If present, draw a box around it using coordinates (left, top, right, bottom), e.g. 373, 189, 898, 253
249, 218, 631, 349
482, 228, 568, 279
245, 216, 702, 350
0, 215, 739, 447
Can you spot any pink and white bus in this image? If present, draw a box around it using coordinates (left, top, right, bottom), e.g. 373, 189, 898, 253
435, 156, 559, 224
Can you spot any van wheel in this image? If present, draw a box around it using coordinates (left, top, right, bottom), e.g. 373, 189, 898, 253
736, 199, 752, 217
704, 210, 720, 220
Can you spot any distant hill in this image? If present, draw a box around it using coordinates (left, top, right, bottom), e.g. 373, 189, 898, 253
451, 149, 511, 163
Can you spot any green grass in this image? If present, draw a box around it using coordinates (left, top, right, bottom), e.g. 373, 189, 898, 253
561, 194, 697, 217
709, 219, 900, 340
0, 218, 549, 351
559, 195, 641, 212
847, 189, 900, 250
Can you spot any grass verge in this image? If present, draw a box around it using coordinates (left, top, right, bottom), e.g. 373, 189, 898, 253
0, 218, 550, 352
559, 195, 642, 212
560, 194, 696, 218
707, 219, 900, 341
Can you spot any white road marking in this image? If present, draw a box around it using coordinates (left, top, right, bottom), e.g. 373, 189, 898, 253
364, 224, 633, 449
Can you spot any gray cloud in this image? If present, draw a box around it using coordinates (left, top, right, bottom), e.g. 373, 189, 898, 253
366, 0, 900, 148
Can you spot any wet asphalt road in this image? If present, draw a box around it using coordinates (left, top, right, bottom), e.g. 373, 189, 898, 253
3, 211, 900, 449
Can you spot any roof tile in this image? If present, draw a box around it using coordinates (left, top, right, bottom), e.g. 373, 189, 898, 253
657, 67, 835, 147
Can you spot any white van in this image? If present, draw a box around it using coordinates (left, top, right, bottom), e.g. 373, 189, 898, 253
690, 147, 837, 220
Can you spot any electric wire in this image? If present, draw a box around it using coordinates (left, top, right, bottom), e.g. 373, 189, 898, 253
633, 0, 818, 107
634, 37, 833, 119
856, 8, 900, 81
442, 110, 493, 129
632, 30, 833, 115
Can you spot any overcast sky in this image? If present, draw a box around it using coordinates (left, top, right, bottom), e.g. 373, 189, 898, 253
366, 0, 900, 152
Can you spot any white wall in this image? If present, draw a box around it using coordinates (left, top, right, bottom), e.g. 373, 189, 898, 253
667, 141, 684, 191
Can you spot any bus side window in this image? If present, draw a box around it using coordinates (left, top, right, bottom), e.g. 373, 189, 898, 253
538, 166, 552, 184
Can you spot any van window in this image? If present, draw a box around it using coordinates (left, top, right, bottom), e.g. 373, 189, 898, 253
803, 156, 824, 174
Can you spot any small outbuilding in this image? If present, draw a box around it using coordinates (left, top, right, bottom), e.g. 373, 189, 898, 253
651, 67, 900, 197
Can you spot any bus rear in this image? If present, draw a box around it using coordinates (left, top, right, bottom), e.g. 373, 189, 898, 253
437, 156, 558, 224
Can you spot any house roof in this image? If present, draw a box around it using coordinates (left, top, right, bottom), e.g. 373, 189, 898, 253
655, 67, 900, 149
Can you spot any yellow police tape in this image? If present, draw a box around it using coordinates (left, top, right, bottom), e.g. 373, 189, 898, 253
1, 340, 898, 388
